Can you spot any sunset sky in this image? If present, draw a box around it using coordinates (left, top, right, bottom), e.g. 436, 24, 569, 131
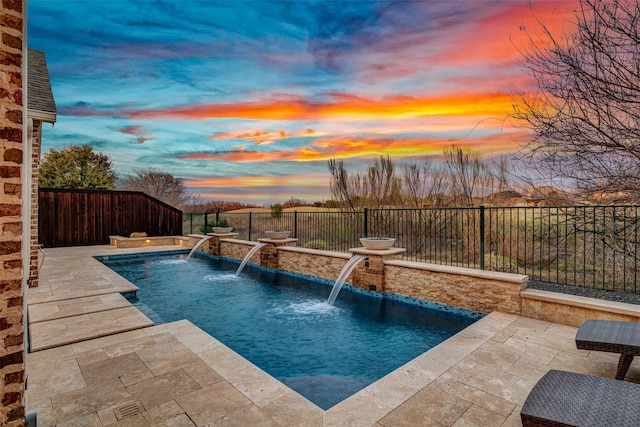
28, 0, 578, 205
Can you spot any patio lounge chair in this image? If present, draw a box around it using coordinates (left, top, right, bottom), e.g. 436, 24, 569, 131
575, 319, 640, 380
521, 369, 640, 426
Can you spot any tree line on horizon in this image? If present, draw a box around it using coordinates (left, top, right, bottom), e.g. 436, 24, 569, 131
39, 0, 639, 211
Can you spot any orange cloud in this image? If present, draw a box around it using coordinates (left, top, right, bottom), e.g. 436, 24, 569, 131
209, 128, 330, 146
211, 130, 287, 145
125, 92, 515, 122
185, 173, 331, 189
177, 130, 530, 163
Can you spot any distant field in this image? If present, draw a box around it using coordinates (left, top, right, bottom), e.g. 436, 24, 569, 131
227, 207, 338, 213
225, 207, 269, 213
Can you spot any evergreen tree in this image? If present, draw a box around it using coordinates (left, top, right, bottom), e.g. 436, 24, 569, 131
39, 145, 117, 189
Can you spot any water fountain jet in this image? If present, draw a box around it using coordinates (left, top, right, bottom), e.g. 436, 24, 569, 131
327, 255, 368, 304
236, 242, 268, 276
186, 235, 213, 261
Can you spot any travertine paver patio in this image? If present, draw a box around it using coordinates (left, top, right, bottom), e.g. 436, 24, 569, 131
29, 306, 154, 351
26, 246, 640, 426
29, 293, 132, 323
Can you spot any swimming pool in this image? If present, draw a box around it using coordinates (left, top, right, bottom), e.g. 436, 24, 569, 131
98, 251, 481, 409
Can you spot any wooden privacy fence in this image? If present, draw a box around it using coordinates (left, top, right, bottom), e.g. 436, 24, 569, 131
39, 189, 183, 247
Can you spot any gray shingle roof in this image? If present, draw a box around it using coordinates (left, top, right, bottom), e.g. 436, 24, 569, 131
28, 49, 57, 120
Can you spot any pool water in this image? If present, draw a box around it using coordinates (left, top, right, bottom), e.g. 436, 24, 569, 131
98, 251, 480, 409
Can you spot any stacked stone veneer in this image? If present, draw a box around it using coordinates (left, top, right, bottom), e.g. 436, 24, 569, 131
277, 247, 350, 282
110, 235, 187, 248
220, 238, 262, 266
521, 289, 640, 327
384, 261, 526, 314
1, 0, 25, 425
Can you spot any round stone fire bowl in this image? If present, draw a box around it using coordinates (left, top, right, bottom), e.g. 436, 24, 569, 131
359, 237, 395, 250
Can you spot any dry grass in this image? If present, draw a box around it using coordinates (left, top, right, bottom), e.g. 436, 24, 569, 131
227, 206, 339, 213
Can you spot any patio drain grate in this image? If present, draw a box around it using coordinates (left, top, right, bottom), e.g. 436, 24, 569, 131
113, 401, 144, 420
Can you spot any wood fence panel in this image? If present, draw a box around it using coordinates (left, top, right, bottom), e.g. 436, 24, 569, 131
38, 189, 183, 247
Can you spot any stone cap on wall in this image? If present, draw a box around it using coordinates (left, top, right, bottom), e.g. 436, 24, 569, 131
277, 246, 351, 260
522, 288, 640, 318
220, 238, 261, 246
385, 259, 528, 284
257, 238, 298, 244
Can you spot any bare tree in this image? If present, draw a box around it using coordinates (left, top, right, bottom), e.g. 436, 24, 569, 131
118, 169, 192, 209
444, 146, 491, 207
328, 156, 402, 210
490, 155, 511, 195
365, 156, 402, 207
400, 162, 447, 208
513, 0, 640, 203
328, 158, 359, 211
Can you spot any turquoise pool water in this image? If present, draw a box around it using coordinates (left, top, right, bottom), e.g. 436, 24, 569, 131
98, 251, 481, 409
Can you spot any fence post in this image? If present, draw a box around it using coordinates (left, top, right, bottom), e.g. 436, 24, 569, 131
216, 209, 220, 224
364, 208, 368, 237
479, 205, 485, 270
294, 211, 298, 237
189, 213, 193, 234
249, 212, 252, 241
204, 213, 208, 234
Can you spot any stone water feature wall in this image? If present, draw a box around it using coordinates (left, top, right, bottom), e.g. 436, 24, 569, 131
193, 237, 527, 315
277, 247, 350, 282
383, 261, 525, 314
188, 237, 640, 323
0, 0, 26, 424
219, 239, 261, 266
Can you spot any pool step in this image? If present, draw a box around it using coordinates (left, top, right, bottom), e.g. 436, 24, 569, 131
29, 305, 154, 352
28, 293, 132, 323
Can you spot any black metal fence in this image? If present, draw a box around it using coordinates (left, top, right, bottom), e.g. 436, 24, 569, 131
184, 205, 640, 293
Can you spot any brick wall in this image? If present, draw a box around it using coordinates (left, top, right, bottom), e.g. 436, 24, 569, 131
0, 0, 25, 425
28, 120, 39, 287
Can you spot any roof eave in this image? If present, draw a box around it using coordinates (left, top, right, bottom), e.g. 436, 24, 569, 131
28, 108, 57, 124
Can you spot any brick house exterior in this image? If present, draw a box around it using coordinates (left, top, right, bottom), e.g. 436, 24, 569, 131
1, 0, 26, 425
26, 49, 56, 288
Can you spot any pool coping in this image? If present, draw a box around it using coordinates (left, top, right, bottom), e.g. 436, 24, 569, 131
147, 311, 515, 424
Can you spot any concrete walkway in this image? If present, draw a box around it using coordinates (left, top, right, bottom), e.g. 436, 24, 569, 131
26, 246, 640, 426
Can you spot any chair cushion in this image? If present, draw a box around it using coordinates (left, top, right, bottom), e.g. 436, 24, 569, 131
521, 370, 640, 427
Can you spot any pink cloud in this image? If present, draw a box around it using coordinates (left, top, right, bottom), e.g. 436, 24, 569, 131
119, 125, 145, 135
117, 125, 153, 144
